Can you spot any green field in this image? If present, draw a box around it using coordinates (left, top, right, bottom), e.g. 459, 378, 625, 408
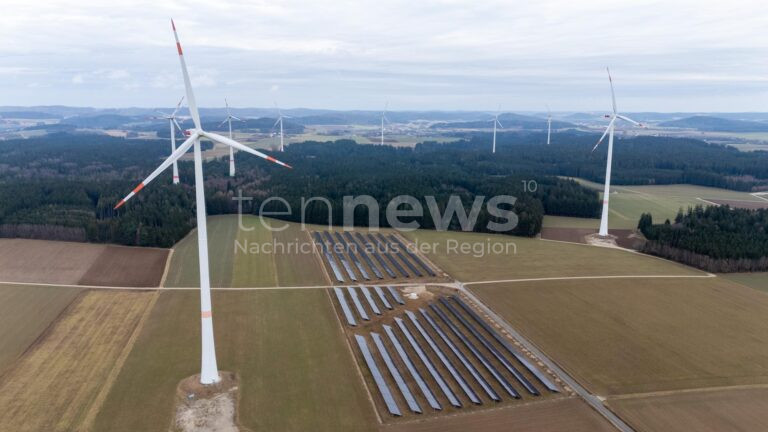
402, 229, 704, 282
94, 215, 375, 431
471, 277, 768, 396
545, 180, 765, 229
164, 215, 327, 288
718, 272, 768, 294
0, 284, 82, 376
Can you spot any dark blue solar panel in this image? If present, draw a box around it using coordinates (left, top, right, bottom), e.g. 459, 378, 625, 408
371, 332, 422, 414
355, 334, 401, 416
359, 285, 381, 315
333, 287, 356, 326
383, 324, 441, 410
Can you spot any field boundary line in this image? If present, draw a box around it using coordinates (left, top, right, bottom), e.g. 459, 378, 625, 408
464, 273, 715, 287
608, 383, 768, 401
79, 290, 160, 431
159, 249, 174, 288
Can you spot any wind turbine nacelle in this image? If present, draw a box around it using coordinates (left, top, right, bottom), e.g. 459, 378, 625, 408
603, 114, 611, 118
184, 129, 193, 137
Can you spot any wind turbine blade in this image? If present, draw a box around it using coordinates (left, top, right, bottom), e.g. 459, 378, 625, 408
219, 119, 228, 128
616, 114, 642, 126
273, 117, 281, 128
496, 119, 504, 128
201, 131, 292, 169
592, 117, 616, 152
115, 132, 199, 209
607, 67, 617, 114
172, 118, 183, 132
231, 115, 243, 121
171, 20, 201, 130
171, 96, 185, 117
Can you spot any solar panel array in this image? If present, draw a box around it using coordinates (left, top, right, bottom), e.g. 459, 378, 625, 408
348, 294, 560, 418
334, 285, 406, 326
311, 231, 437, 282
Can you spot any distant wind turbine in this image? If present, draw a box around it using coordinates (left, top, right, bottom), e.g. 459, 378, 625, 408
155, 96, 185, 184
592, 68, 643, 237
273, 103, 291, 152
546, 106, 552, 145
492, 107, 503, 153
380, 102, 390, 145
114, 20, 292, 385
219, 98, 243, 177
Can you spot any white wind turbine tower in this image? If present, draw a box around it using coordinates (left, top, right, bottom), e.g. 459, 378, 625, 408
220, 98, 243, 176
380, 103, 390, 145
273, 103, 290, 152
593, 68, 643, 237
492, 107, 503, 153
546, 106, 552, 145
156, 96, 185, 184
115, 20, 292, 385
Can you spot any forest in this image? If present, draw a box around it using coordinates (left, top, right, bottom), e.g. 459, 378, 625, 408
638, 206, 768, 272
4, 130, 768, 248
0, 133, 599, 247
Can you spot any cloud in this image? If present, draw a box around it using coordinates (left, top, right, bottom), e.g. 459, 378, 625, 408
0, 0, 766, 110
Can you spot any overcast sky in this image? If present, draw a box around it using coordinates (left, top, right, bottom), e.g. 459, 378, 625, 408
2, 0, 767, 111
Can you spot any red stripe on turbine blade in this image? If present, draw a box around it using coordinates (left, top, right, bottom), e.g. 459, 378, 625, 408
201, 310, 212, 318
114, 199, 125, 210
176, 42, 183, 55
132, 183, 145, 194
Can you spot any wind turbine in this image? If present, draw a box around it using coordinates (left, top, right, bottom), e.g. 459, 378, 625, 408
492, 107, 503, 153
273, 103, 290, 152
592, 68, 642, 237
380, 103, 390, 145
546, 106, 552, 145
114, 20, 292, 385
219, 98, 243, 176
155, 96, 185, 184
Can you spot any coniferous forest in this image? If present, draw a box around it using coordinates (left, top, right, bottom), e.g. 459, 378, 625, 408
639, 206, 768, 272
3, 130, 768, 248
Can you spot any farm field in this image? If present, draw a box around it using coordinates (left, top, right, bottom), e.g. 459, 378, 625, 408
164, 215, 327, 288
0, 284, 82, 376
547, 181, 766, 229
402, 229, 703, 282
609, 387, 768, 432
384, 397, 615, 432
0, 238, 168, 287
470, 277, 768, 396
0, 290, 153, 432
719, 272, 768, 294
93, 289, 376, 432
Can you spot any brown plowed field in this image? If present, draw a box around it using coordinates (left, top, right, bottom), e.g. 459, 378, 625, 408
609, 387, 768, 432
382, 397, 615, 432
0, 239, 168, 287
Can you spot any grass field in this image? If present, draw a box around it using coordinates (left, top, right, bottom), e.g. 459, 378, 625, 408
93, 290, 376, 432
719, 272, 768, 294
94, 215, 375, 431
402, 229, 703, 282
0, 290, 153, 432
0, 284, 82, 376
609, 387, 768, 432
164, 215, 327, 288
385, 397, 615, 432
471, 277, 768, 396
0, 239, 168, 287
545, 181, 766, 229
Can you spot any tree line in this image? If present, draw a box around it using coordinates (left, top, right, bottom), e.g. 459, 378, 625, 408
638, 205, 768, 272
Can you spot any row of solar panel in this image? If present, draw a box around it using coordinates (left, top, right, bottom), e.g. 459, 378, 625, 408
353, 296, 559, 416
312, 231, 436, 283
333, 285, 404, 326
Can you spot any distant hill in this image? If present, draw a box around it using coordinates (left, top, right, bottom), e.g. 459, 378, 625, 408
61, 114, 149, 129
0, 111, 62, 119
659, 116, 768, 132
201, 117, 304, 134
431, 113, 574, 130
